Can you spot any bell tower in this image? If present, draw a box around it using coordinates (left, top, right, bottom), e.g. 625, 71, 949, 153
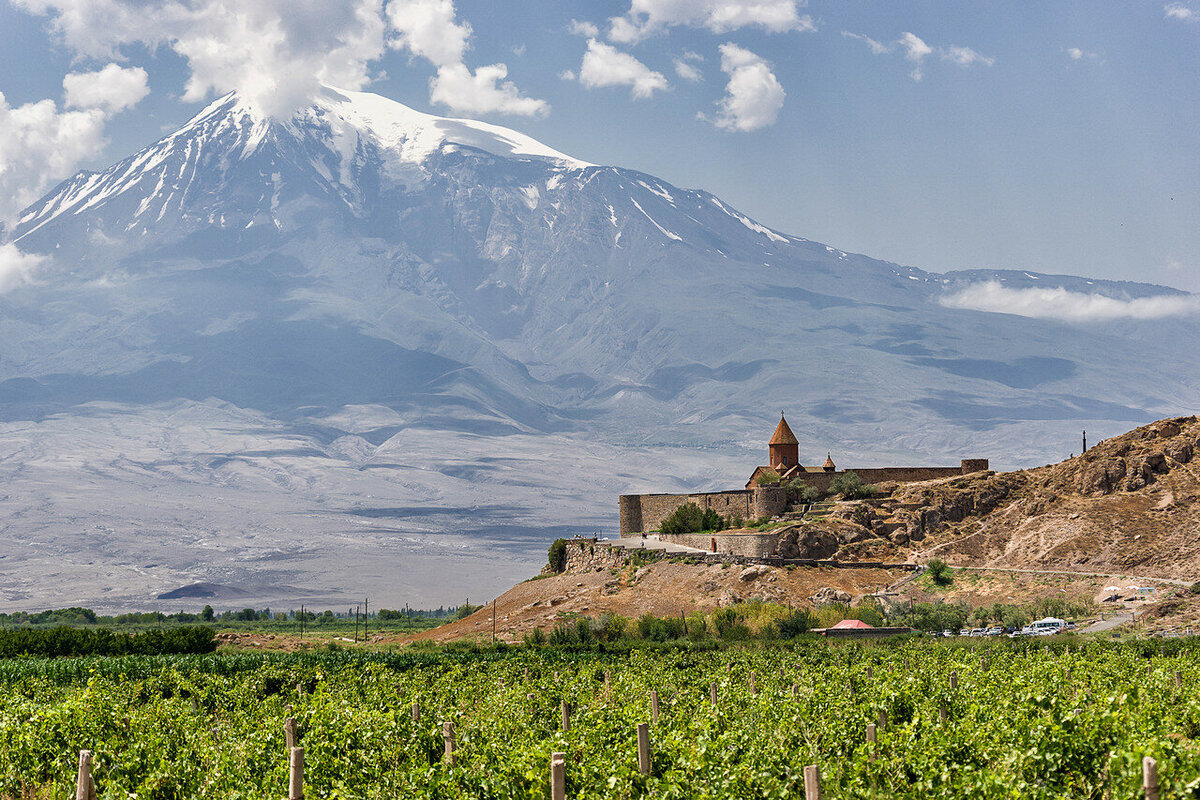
768, 413, 799, 470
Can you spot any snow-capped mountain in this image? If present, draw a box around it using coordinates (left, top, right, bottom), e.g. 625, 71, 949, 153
2, 86, 1198, 612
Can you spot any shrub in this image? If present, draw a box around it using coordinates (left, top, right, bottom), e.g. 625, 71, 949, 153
548, 622, 577, 646
700, 508, 725, 532
785, 478, 819, 503
523, 628, 546, 646
829, 471, 876, 500
547, 538, 568, 573
926, 558, 952, 586
1190, 581, 1200, 595
636, 613, 686, 642
756, 468, 781, 486
595, 614, 626, 642
776, 609, 816, 638
660, 503, 705, 534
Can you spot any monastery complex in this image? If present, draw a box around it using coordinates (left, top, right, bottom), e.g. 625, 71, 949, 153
618, 414, 988, 537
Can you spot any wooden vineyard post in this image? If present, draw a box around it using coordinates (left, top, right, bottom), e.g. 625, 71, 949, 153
939, 701, 948, 723
791, 684, 798, 698
284, 717, 298, 750
804, 764, 821, 800
1065, 669, 1072, 682
551, 752, 566, 800
75, 750, 94, 800
710, 682, 718, 707
637, 723, 651, 776
604, 670, 611, 690
561, 700, 571, 732
1176, 671, 1183, 690
866, 666, 873, 681
877, 709, 887, 730
443, 722, 457, 765
950, 671, 958, 690
650, 691, 660, 724
288, 747, 304, 800
525, 666, 531, 681
750, 672, 758, 695
866, 723, 877, 761
780, 665, 786, 679
981, 656, 988, 671
1144, 756, 1159, 800
412, 700, 420, 723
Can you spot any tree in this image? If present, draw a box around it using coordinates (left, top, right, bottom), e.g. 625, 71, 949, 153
926, 558, 952, 586
829, 471, 876, 500
547, 538, 568, 573
201, 605, 214, 622
755, 468, 781, 486
660, 503, 705, 534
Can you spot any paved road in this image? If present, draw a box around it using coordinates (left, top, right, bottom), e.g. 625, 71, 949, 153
602, 537, 709, 555
1081, 612, 1136, 633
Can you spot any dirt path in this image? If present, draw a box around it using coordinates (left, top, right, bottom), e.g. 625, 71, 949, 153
949, 565, 1193, 587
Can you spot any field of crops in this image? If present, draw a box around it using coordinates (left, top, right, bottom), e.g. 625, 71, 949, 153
3, 640, 1200, 798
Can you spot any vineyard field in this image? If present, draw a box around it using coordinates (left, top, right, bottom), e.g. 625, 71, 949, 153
2, 641, 1200, 798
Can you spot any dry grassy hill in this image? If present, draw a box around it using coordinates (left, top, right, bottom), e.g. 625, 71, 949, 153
892, 416, 1200, 578
401, 417, 1200, 643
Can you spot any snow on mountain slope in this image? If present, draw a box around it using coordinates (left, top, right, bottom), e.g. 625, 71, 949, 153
2, 86, 1199, 612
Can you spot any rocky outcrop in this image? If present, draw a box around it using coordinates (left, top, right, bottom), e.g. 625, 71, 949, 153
776, 526, 840, 559
810, 587, 852, 605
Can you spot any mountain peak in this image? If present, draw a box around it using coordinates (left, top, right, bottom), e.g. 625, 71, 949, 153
186, 86, 594, 170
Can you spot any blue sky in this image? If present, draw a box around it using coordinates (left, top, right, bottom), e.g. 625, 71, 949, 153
2, 0, 1198, 289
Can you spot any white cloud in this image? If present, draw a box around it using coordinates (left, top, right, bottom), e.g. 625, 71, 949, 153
674, 58, 702, 82
0, 90, 109, 228
899, 32, 932, 80
1165, 3, 1198, 21
568, 19, 600, 38
609, 0, 814, 43
430, 63, 549, 117
386, 0, 469, 67
0, 242, 48, 293
842, 30, 890, 55
63, 63, 150, 114
709, 43, 784, 132
387, 0, 548, 116
939, 281, 1200, 322
940, 45, 994, 68
845, 30, 989, 80
1066, 47, 1101, 62
576, 39, 669, 99
15, 0, 387, 117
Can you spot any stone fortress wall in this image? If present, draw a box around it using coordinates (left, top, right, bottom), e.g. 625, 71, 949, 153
619, 460, 987, 535
619, 487, 786, 536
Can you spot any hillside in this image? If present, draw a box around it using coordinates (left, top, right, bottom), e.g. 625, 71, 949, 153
404, 417, 1200, 642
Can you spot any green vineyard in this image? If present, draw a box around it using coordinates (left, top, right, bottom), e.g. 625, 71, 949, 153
2, 640, 1200, 798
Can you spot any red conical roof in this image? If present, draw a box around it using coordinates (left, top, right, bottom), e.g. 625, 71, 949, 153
769, 414, 798, 445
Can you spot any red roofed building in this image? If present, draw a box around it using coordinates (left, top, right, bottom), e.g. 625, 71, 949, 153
768, 413, 799, 470
829, 618, 873, 629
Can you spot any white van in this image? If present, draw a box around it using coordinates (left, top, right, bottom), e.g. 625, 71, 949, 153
1025, 617, 1067, 636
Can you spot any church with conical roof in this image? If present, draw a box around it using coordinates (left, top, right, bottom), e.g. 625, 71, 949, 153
618, 413, 988, 535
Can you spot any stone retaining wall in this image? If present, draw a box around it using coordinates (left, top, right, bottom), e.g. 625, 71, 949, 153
656, 530, 785, 558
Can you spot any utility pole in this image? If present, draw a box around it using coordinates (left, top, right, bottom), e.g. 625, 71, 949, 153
363, 598, 368, 640
1083, 430, 1087, 453
491, 598, 496, 645
299, 604, 304, 642
354, 605, 360, 643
